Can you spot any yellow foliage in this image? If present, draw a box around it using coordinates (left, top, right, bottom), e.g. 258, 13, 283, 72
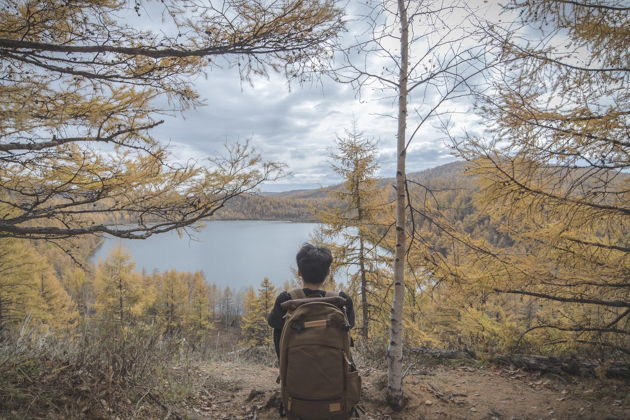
241, 278, 276, 346
93, 246, 146, 327
0, 238, 77, 332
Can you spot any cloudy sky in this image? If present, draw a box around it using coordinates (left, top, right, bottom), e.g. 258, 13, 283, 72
139, 1, 501, 192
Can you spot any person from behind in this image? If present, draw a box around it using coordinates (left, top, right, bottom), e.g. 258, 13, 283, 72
267, 243, 355, 356
268, 243, 360, 420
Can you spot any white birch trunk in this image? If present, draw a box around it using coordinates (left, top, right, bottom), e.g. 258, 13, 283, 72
386, 0, 409, 410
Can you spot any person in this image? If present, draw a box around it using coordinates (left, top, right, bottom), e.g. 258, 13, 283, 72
267, 243, 355, 357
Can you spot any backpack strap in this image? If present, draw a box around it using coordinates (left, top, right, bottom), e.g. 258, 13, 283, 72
289, 288, 307, 300
328, 291, 352, 332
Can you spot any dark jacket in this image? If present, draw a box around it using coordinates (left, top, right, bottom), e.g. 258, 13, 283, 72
267, 288, 355, 357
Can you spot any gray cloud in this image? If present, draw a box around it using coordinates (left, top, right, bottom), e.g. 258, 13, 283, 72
141, 2, 489, 192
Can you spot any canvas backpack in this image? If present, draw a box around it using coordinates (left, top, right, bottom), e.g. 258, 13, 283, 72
278, 289, 361, 420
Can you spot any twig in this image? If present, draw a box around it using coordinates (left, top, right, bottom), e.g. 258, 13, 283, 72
402, 360, 418, 379
133, 389, 151, 417
146, 391, 185, 420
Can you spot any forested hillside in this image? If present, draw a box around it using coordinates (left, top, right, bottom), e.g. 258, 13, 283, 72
316, 155, 629, 358
213, 193, 325, 222
213, 161, 470, 222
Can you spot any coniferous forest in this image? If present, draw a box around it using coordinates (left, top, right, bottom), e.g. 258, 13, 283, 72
0, 0, 628, 419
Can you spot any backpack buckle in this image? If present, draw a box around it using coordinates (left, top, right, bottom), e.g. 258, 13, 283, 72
290, 322, 304, 332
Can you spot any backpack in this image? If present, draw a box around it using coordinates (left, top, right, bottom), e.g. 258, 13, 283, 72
278, 289, 361, 420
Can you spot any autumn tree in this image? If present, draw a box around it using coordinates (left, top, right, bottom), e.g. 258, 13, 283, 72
36, 271, 78, 331
61, 268, 92, 318
0, 238, 76, 331
154, 270, 189, 334
241, 278, 276, 345
186, 272, 213, 333
240, 286, 262, 345
318, 125, 388, 339
334, 0, 486, 407
208, 282, 219, 321
217, 286, 239, 328
0, 240, 38, 331
0, 0, 343, 250
93, 246, 146, 327
450, 0, 630, 355
258, 277, 277, 317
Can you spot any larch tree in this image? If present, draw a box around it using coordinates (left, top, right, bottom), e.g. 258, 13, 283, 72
0, 236, 81, 332
93, 245, 145, 327
0, 0, 343, 250
208, 282, 219, 322
452, 0, 630, 355
258, 277, 277, 317
0, 239, 48, 331
334, 0, 486, 407
241, 278, 276, 345
155, 270, 188, 334
36, 270, 78, 330
186, 272, 213, 333
240, 286, 263, 345
61, 267, 92, 318
218, 286, 238, 328
318, 125, 388, 339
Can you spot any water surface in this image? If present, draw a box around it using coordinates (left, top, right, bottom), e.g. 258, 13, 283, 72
93, 220, 319, 288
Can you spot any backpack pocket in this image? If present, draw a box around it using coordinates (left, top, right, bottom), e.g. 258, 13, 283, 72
287, 396, 347, 420
286, 345, 344, 400
346, 370, 361, 407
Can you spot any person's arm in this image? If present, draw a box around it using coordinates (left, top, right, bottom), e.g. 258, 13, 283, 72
267, 291, 291, 329
339, 291, 355, 328
268, 291, 291, 358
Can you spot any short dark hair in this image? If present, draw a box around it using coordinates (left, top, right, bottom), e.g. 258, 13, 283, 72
296, 243, 333, 285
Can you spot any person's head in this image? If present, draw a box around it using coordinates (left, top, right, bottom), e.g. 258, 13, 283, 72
296, 243, 333, 286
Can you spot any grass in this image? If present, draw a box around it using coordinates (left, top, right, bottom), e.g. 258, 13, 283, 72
0, 320, 282, 419
0, 321, 221, 419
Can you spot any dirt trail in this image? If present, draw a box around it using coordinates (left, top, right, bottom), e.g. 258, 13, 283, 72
180, 361, 630, 420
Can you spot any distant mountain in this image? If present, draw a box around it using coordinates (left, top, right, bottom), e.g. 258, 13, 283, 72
215, 161, 470, 221
409, 160, 467, 181
263, 186, 335, 200
275, 160, 469, 200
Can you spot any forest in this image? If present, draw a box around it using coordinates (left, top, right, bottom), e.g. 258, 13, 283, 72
0, 0, 628, 419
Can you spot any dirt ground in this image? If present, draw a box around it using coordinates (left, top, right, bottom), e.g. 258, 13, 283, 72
176, 360, 630, 420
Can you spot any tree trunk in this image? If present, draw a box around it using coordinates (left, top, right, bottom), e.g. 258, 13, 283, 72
0, 298, 4, 333
355, 173, 369, 340
409, 347, 476, 360
386, 0, 409, 411
118, 275, 124, 327
491, 354, 630, 380
359, 233, 369, 339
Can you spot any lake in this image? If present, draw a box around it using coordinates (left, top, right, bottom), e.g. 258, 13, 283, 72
92, 220, 320, 289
